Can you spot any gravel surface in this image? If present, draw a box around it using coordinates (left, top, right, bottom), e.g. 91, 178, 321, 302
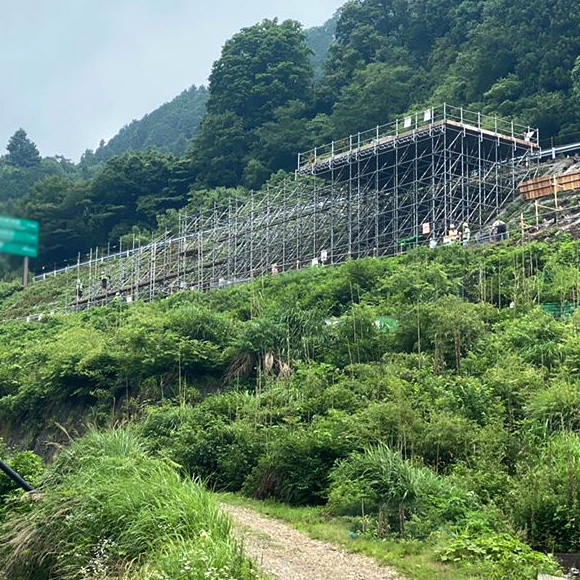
222, 504, 402, 580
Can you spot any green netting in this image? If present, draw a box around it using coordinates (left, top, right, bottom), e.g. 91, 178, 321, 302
375, 316, 399, 330
540, 302, 576, 319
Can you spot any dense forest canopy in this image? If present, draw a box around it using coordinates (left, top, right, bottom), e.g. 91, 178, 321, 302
1, 0, 580, 273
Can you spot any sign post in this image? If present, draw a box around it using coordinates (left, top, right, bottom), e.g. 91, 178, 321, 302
0, 215, 39, 287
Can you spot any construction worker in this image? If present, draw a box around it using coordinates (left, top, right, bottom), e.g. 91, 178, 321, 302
492, 220, 507, 242
445, 224, 459, 244
75, 279, 83, 300
101, 271, 109, 291
461, 222, 471, 246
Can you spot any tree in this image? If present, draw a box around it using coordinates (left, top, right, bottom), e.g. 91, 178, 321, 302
331, 63, 423, 136
207, 19, 313, 129
255, 101, 313, 173
188, 112, 249, 188
91, 150, 183, 234
572, 56, 580, 99
316, 0, 412, 110
21, 176, 95, 263
6, 129, 41, 168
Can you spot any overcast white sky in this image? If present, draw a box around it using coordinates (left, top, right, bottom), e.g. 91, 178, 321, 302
0, 0, 344, 161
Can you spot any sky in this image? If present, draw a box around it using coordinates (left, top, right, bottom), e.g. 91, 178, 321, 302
0, 0, 344, 161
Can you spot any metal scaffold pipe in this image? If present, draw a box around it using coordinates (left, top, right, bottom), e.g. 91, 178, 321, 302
0, 457, 34, 492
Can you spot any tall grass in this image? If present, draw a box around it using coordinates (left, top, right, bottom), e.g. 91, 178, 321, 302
0, 429, 258, 580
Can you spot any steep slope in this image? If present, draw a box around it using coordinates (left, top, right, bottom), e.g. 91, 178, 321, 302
84, 85, 209, 164
1, 243, 572, 579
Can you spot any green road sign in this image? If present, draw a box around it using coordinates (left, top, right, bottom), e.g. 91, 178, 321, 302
0, 215, 39, 258
0, 241, 38, 258
0, 216, 39, 234
0, 228, 38, 245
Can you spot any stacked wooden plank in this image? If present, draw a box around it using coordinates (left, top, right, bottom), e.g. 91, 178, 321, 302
520, 171, 580, 200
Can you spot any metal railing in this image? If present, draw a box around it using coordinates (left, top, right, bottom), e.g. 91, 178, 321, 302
297, 103, 539, 171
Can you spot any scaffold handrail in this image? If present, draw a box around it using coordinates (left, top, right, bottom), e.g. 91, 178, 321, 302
34, 229, 174, 282
297, 103, 539, 171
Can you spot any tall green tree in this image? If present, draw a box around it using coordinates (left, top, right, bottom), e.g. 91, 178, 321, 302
331, 63, 425, 136
189, 18, 315, 189
188, 112, 249, 189
207, 19, 313, 129
6, 129, 41, 168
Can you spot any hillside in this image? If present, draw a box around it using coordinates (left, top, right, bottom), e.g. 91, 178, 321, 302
3, 3, 580, 576
3, 239, 580, 578
305, 15, 338, 79
82, 85, 210, 164
1, 0, 580, 275
77, 16, 337, 167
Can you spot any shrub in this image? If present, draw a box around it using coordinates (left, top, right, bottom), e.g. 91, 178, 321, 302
512, 432, 580, 551
420, 412, 478, 471
243, 420, 352, 505
327, 445, 474, 537
435, 531, 561, 580
525, 380, 580, 434
0, 429, 257, 580
175, 419, 265, 491
0, 443, 44, 522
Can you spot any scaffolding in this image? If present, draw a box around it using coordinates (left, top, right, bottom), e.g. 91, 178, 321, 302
298, 103, 539, 246
28, 104, 539, 316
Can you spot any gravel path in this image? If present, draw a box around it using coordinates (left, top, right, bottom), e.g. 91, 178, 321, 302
222, 504, 402, 580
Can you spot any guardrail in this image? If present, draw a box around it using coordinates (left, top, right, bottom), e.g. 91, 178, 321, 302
537, 142, 580, 160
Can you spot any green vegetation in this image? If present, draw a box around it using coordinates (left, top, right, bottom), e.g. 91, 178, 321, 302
3, 239, 580, 577
305, 15, 338, 80
2, 1, 580, 575
0, 440, 44, 522
218, 493, 554, 580
82, 86, 210, 165
0, 429, 257, 580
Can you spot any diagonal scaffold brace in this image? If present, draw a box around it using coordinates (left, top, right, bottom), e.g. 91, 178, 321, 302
0, 457, 35, 492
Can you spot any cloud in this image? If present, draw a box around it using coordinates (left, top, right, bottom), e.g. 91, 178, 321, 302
0, 0, 344, 160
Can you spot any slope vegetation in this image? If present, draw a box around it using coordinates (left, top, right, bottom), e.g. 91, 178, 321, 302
0, 429, 258, 580
83, 86, 209, 164
2, 239, 580, 578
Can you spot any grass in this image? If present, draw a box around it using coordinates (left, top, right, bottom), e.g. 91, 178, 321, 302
0, 429, 259, 580
216, 493, 497, 580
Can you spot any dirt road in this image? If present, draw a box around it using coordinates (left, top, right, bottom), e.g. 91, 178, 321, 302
222, 503, 401, 580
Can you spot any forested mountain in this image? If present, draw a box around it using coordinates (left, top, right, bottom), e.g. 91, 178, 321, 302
77, 16, 337, 169
81, 85, 209, 165
2, 0, 580, 274
305, 15, 338, 79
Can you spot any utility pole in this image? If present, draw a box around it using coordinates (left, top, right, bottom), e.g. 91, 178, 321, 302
22, 256, 29, 288
0, 457, 34, 492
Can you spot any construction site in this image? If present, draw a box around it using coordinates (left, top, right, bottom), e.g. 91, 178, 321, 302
10, 103, 580, 319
